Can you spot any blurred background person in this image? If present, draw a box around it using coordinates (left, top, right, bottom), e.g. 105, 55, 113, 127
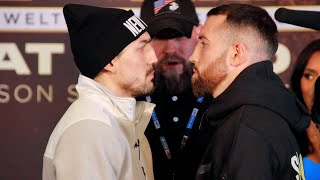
291, 39, 320, 180
139, 0, 213, 179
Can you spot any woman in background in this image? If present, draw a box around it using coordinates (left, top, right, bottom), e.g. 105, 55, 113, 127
291, 39, 320, 180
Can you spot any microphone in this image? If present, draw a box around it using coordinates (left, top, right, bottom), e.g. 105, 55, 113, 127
311, 77, 320, 128
274, 8, 320, 31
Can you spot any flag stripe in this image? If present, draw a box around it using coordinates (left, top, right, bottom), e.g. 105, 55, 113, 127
154, 0, 175, 14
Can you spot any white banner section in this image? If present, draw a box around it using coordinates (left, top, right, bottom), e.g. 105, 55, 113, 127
0, 6, 319, 32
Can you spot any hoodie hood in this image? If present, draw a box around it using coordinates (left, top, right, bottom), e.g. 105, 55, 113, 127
206, 61, 310, 133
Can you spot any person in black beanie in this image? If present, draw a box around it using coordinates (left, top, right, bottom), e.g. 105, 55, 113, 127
43, 3, 158, 180
138, 0, 213, 180
190, 4, 310, 180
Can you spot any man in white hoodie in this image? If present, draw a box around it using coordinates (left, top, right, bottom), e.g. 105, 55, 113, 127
43, 4, 158, 180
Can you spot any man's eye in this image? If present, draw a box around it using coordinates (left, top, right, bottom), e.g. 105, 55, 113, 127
199, 41, 205, 47
141, 44, 146, 49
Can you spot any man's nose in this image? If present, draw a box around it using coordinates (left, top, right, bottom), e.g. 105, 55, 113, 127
148, 45, 158, 66
189, 48, 198, 63
165, 39, 177, 56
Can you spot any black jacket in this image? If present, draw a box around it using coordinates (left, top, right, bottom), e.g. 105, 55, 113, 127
143, 88, 213, 180
196, 61, 310, 180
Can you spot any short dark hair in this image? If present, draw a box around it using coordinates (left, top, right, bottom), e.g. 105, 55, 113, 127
291, 39, 320, 106
207, 4, 278, 57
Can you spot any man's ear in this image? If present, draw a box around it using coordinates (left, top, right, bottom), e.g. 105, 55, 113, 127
195, 24, 202, 35
192, 24, 203, 39
104, 60, 116, 73
230, 43, 245, 67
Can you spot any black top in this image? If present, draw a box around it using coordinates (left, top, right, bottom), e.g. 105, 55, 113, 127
144, 88, 213, 180
196, 61, 310, 180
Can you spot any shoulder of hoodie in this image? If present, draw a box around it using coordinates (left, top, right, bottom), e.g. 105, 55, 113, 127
235, 105, 299, 153
231, 105, 300, 167
62, 97, 113, 125
44, 97, 116, 159
238, 105, 293, 136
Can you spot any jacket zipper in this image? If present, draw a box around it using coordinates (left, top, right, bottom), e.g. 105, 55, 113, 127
199, 109, 208, 130
134, 139, 146, 179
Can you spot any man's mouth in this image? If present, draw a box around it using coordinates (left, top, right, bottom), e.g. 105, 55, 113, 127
167, 61, 180, 65
162, 61, 183, 69
147, 69, 155, 76
192, 67, 198, 74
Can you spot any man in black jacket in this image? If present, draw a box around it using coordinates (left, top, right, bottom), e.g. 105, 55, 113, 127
189, 4, 311, 180
139, 0, 213, 179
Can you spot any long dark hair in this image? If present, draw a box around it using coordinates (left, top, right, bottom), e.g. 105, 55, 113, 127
291, 39, 320, 106
291, 39, 320, 156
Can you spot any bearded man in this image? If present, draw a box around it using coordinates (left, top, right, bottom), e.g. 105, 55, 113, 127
138, 0, 213, 180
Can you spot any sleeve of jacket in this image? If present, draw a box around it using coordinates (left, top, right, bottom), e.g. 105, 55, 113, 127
53, 120, 125, 180
226, 124, 278, 180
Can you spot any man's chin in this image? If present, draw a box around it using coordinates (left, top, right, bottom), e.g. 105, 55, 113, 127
192, 82, 205, 97
191, 76, 211, 97
161, 70, 183, 79
145, 83, 156, 95
157, 74, 191, 94
135, 87, 155, 98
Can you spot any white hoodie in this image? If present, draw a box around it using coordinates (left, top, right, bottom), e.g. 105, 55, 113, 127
43, 75, 155, 180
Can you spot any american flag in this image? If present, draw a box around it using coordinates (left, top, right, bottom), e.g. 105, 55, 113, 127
153, 0, 174, 14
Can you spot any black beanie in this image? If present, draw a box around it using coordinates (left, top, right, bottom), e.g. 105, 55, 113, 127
63, 4, 148, 78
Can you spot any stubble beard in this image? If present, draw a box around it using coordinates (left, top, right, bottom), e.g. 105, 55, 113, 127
192, 51, 228, 97
125, 68, 156, 97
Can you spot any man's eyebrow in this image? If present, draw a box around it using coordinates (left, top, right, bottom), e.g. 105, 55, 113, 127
143, 38, 151, 44
199, 35, 209, 41
140, 38, 151, 44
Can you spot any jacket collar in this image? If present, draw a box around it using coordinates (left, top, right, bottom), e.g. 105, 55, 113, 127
76, 75, 155, 127
206, 61, 310, 133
